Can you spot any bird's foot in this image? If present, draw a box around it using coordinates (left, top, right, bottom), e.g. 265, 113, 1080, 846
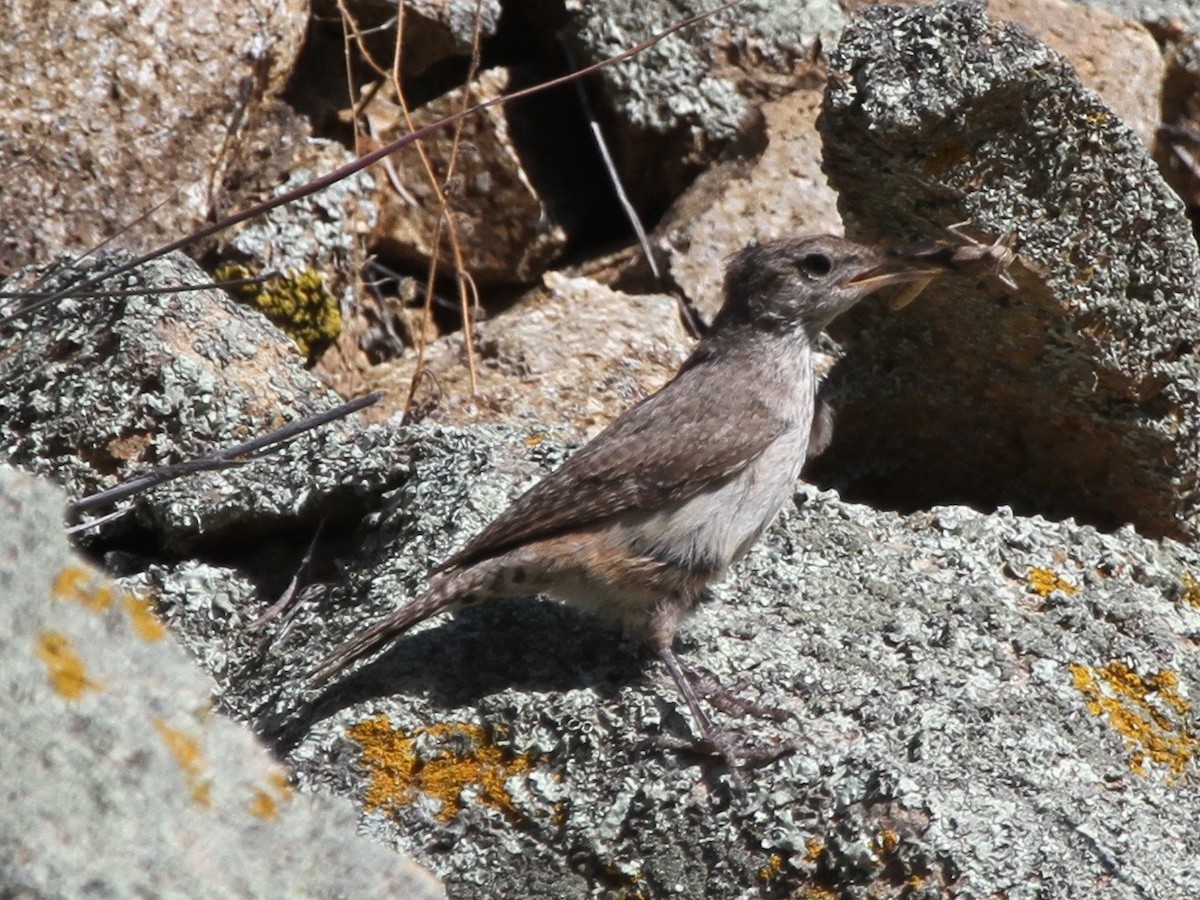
657, 646, 799, 773
680, 663, 792, 723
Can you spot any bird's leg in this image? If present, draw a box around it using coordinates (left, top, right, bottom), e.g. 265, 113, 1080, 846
677, 662, 791, 723
658, 645, 797, 765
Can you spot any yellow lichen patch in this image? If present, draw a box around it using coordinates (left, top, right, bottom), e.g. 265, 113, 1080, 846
804, 838, 825, 863
249, 789, 278, 821
267, 770, 294, 796
347, 715, 534, 822
1180, 572, 1200, 609
1027, 567, 1080, 598
37, 631, 99, 699
758, 852, 785, 884
154, 719, 213, 807
1069, 661, 1196, 779
872, 828, 900, 856
249, 769, 294, 820
523, 433, 545, 447
52, 565, 114, 611
216, 263, 341, 357
122, 594, 167, 641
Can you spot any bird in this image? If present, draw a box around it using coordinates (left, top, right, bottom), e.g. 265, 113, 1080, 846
312, 235, 954, 760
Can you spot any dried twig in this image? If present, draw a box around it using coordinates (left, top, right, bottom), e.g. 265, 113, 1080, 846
560, 37, 661, 281
67, 391, 382, 521
0, 0, 747, 329
248, 517, 329, 632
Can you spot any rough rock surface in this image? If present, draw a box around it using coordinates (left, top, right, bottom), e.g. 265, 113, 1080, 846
0, 465, 443, 899
993, 0, 1163, 146
0, 0, 308, 274
368, 70, 569, 285
0, 252, 345, 540
815, 0, 1200, 540
358, 271, 689, 433
119, 424, 1200, 900
652, 82, 844, 322
850, 0, 1164, 147
315, 0, 503, 77
215, 137, 377, 314
563, 0, 845, 212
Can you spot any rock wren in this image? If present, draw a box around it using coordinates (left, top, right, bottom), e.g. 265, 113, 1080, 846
313, 235, 961, 757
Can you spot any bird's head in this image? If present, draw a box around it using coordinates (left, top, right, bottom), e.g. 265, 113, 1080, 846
715, 235, 943, 338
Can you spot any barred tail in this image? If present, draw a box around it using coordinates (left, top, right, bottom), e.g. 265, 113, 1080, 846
310, 558, 524, 685
310, 576, 463, 685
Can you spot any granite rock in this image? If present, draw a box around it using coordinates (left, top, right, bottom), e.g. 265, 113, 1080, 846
0, 465, 443, 900
816, 0, 1200, 540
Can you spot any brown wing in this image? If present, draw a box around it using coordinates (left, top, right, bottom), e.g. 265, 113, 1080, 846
436, 347, 788, 572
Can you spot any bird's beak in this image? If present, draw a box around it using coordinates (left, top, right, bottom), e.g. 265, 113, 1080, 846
839, 248, 947, 310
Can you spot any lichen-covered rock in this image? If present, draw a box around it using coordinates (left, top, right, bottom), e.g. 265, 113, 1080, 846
0, 466, 443, 900
124, 424, 1200, 899
214, 138, 378, 354
563, 0, 845, 212
990, 0, 1164, 146
0, 251, 345, 540
816, 0, 1200, 539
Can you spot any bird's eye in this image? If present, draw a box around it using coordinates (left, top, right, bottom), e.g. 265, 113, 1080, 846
797, 253, 832, 278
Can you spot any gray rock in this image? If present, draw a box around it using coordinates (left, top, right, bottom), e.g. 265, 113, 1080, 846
127, 424, 1200, 899
0, 465, 443, 899
563, 0, 845, 210
816, 0, 1200, 540
216, 137, 377, 315
0, 251, 347, 542
0, 0, 308, 273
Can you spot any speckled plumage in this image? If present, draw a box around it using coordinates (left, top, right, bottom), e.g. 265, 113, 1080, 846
313, 235, 947, 755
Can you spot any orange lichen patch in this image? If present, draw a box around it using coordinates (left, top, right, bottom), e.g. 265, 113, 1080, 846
1180, 572, 1200, 609
523, 433, 545, 447
154, 719, 213, 807
347, 715, 534, 822
249, 789, 278, 821
249, 770, 294, 820
267, 770, 294, 795
804, 838, 825, 863
52, 565, 115, 611
758, 852, 785, 884
872, 829, 900, 856
37, 631, 99, 699
122, 594, 167, 641
1069, 661, 1196, 779
1027, 567, 1080, 598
